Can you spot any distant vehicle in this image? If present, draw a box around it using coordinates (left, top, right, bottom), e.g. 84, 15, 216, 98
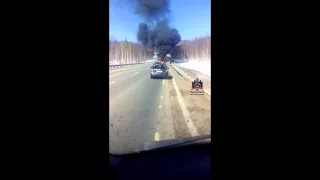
164, 56, 171, 62
150, 62, 169, 79
165, 57, 172, 64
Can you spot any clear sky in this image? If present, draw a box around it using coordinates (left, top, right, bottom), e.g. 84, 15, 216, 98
110, 0, 211, 42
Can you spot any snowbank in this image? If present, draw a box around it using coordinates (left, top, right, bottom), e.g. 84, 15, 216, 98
173, 59, 188, 63
109, 61, 120, 65
145, 59, 156, 63
174, 60, 211, 76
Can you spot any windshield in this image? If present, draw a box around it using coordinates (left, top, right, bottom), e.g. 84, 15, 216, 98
109, 0, 211, 155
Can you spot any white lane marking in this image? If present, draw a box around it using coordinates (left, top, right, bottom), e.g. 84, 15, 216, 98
159, 105, 162, 108
109, 82, 114, 84
162, 79, 164, 85
160, 96, 163, 99
171, 77, 198, 136
154, 132, 160, 141
135, 72, 140, 74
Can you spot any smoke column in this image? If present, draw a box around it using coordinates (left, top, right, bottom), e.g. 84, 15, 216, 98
134, 0, 181, 59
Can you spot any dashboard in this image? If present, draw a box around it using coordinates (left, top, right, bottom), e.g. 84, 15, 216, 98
108, 143, 211, 180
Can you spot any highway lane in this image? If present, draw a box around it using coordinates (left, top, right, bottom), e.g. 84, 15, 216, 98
109, 63, 211, 155
109, 63, 175, 154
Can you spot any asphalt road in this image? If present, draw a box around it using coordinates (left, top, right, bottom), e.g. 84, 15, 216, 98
109, 63, 211, 155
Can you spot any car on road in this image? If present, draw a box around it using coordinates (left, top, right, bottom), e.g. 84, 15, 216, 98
150, 62, 169, 79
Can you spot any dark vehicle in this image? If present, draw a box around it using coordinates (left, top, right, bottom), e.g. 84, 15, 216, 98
150, 62, 169, 79
164, 56, 172, 64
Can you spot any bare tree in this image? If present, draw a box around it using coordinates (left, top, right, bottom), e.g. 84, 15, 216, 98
178, 35, 211, 62
109, 39, 150, 64
110, 36, 210, 64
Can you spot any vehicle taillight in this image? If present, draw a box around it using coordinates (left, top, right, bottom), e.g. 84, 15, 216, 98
151, 69, 154, 72
165, 69, 168, 72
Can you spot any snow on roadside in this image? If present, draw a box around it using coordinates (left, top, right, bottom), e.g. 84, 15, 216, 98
145, 59, 156, 63
109, 60, 120, 65
174, 60, 211, 76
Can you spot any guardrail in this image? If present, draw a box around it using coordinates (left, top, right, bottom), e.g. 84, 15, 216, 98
172, 59, 189, 63
171, 64, 211, 97
109, 62, 151, 69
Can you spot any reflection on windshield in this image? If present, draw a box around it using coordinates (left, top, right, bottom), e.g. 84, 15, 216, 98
109, 0, 211, 154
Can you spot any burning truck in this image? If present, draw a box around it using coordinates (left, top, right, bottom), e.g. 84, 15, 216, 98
154, 51, 172, 62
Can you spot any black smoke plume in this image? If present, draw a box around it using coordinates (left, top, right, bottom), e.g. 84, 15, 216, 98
134, 0, 181, 59
134, 0, 171, 22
